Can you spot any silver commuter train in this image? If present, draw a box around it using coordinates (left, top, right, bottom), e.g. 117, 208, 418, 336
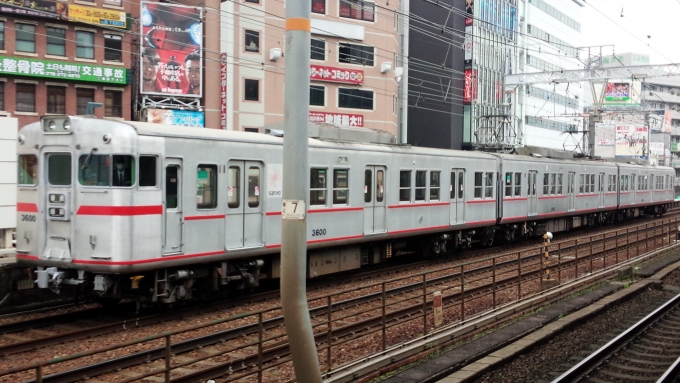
14, 116, 675, 304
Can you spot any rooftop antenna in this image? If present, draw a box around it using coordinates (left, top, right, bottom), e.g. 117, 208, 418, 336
86, 102, 103, 117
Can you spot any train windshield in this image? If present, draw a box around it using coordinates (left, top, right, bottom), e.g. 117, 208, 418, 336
18, 155, 38, 185
79, 154, 135, 187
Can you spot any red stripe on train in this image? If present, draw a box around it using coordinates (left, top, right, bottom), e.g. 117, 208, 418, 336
17, 203, 39, 213
76, 205, 163, 216
185, 214, 226, 221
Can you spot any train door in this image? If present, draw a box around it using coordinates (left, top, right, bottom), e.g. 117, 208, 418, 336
568, 172, 575, 212
528, 171, 538, 216
598, 173, 605, 208
225, 161, 264, 249
164, 158, 183, 254
364, 166, 387, 234
450, 169, 465, 225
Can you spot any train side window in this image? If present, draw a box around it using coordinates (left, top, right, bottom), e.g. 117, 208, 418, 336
376, 170, 384, 202
310, 168, 327, 206
415, 170, 427, 201
399, 170, 411, 202
550, 173, 556, 195
484, 172, 493, 198
590, 174, 595, 193
505, 172, 512, 197
474, 172, 483, 199
197, 165, 217, 209
139, 156, 157, 187
450, 171, 456, 199
248, 167, 260, 208
579, 174, 584, 193
514, 172, 521, 196
227, 166, 240, 208
631, 175, 636, 191
165, 166, 178, 209
430, 171, 440, 201
557, 174, 563, 195
333, 168, 349, 205
543, 173, 549, 195
18, 154, 38, 185
79, 155, 109, 186
458, 171, 464, 199
48, 154, 72, 186
364, 169, 372, 203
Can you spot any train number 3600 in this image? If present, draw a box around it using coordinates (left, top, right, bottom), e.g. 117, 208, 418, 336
21, 214, 36, 222
311, 228, 327, 237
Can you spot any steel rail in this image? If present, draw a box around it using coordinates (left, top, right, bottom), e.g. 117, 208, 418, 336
552, 292, 680, 383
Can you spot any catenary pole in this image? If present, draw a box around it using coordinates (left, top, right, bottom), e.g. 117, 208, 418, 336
280, 0, 322, 380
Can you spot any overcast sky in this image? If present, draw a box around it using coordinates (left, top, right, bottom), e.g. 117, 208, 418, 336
580, 0, 680, 65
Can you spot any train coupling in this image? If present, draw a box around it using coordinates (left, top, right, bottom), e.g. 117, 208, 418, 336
36, 267, 85, 293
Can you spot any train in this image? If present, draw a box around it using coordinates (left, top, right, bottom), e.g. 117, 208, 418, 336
14, 115, 675, 305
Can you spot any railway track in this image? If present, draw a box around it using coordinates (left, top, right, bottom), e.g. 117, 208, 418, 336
553, 292, 680, 383
0, 216, 676, 383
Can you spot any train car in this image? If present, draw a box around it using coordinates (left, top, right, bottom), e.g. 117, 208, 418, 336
14, 116, 675, 305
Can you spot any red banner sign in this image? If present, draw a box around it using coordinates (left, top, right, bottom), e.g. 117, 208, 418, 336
310, 65, 364, 85
309, 112, 364, 127
463, 68, 478, 104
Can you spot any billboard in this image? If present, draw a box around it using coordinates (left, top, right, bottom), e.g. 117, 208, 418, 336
463, 69, 477, 104
310, 65, 364, 85
605, 82, 630, 101
140, 2, 202, 97
146, 109, 204, 127
309, 112, 363, 127
220, 53, 227, 129
0, 0, 58, 19
615, 125, 648, 158
0, 56, 126, 84
57, 3, 127, 29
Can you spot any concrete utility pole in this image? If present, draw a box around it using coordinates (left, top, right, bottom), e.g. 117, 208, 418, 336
280, 0, 323, 380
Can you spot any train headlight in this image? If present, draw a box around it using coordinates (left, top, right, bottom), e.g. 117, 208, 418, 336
41, 116, 73, 133
47, 120, 56, 131
49, 194, 65, 204
62, 120, 71, 131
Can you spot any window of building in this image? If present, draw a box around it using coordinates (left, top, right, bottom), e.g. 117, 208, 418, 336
139, 156, 157, 187
339, 43, 374, 66
338, 88, 373, 110
16, 24, 36, 53
399, 170, 411, 202
244, 127, 259, 133
104, 34, 122, 62
76, 31, 94, 59
76, 88, 95, 115
245, 30, 259, 52
415, 170, 426, 201
104, 90, 122, 117
16, 83, 35, 112
312, 0, 325, 14
47, 86, 66, 114
196, 165, 217, 209
244, 79, 259, 101
46, 27, 65, 56
0, 21, 4, 50
311, 38, 325, 60
0, 82, 4, 111
339, 0, 375, 21
430, 171, 440, 201
245, 0, 259, 4
333, 169, 349, 204
310, 168, 327, 205
310, 85, 324, 106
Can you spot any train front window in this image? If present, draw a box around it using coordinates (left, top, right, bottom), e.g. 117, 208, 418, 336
48, 154, 71, 186
18, 154, 38, 185
78, 154, 135, 187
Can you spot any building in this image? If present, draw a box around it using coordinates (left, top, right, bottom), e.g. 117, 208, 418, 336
0, 116, 16, 249
0, 0, 134, 127
513, 0, 584, 151
219, 0, 404, 135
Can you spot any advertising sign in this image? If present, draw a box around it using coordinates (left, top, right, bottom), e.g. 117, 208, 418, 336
597, 139, 614, 146
57, 3, 127, 29
0, 0, 58, 19
146, 109, 204, 127
0, 56, 126, 84
309, 111, 364, 127
664, 110, 672, 133
650, 142, 665, 156
463, 68, 478, 104
310, 65, 364, 85
141, 2, 202, 97
465, 0, 473, 25
605, 82, 630, 101
672, 142, 678, 152
220, 53, 227, 130
615, 125, 648, 158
